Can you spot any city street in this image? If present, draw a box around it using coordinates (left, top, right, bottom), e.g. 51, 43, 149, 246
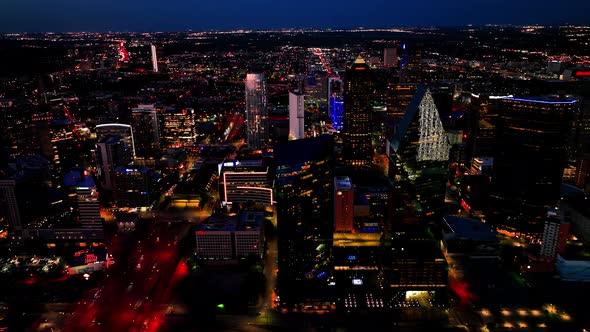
34, 221, 192, 332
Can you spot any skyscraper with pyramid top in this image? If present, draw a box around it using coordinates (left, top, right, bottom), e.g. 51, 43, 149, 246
387, 84, 450, 217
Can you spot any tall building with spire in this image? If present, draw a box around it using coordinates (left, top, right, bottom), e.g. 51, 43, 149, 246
343, 57, 373, 168
245, 73, 268, 149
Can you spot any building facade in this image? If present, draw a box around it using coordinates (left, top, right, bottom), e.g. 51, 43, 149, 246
245, 73, 268, 149
343, 57, 373, 168
334, 176, 354, 233
289, 91, 305, 140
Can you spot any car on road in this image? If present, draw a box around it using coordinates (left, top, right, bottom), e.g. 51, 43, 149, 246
93, 288, 103, 300
133, 299, 144, 310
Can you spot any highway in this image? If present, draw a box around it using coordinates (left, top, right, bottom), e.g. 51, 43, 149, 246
41, 220, 192, 332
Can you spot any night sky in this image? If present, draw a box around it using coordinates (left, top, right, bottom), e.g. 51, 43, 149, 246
0, 0, 589, 32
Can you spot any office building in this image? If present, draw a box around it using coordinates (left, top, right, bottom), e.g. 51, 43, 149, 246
328, 77, 344, 131
400, 44, 422, 83
131, 104, 161, 158
0, 179, 24, 239
63, 169, 102, 228
384, 230, 448, 304
245, 73, 268, 149
304, 74, 328, 111
218, 159, 272, 207
492, 96, 577, 232
160, 107, 196, 148
49, 118, 79, 181
383, 47, 398, 68
95, 134, 133, 190
334, 176, 354, 233
196, 216, 234, 260
95, 123, 135, 158
540, 209, 570, 259
114, 166, 156, 208
0, 156, 52, 240
234, 212, 265, 259
387, 85, 450, 215
289, 91, 305, 140
195, 212, 264, 260
343, 57, 373, 168
275, 135, 334, 304
386, 83, 417, 123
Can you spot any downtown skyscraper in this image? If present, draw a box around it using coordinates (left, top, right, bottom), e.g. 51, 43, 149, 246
342, 57, 373, 168
245, 73, 268, 149
492, 96, 577, 233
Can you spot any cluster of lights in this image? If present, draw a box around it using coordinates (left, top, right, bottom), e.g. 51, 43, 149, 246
343, 293, 357, 309
365, 293, 384, 308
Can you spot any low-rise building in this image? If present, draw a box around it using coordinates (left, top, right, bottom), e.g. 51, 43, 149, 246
195, 212, 264, 261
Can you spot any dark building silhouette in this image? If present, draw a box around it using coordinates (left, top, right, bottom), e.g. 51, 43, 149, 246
131, 105, 161, 159
275, 135, 334, 305
492, 96, 578, 233
400, 44, 422, 83
343, 57, 373, 168
114, 166, 157, 208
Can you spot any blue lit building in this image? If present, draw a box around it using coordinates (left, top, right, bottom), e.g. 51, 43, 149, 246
329, 96, 344, 132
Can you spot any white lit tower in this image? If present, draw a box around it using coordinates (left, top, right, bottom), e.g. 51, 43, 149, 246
289, 91, 305, 140
151, 44, 159, 73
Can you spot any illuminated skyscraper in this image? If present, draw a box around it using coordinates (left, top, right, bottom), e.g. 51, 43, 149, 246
289, 91, 305, 140
151, 44, 158, 73
328, 77, 344, 131
245, 73, 268, 149
343, 57, 373, 168
387, 85, 450, 215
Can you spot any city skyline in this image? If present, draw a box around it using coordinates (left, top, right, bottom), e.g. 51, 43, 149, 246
0, 20, 589, 331
0, 0, 589, 32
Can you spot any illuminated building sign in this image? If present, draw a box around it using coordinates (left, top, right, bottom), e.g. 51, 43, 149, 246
85, 254, 97, 264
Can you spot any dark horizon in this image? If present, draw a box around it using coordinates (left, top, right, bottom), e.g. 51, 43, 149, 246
1, 0, 589, 33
